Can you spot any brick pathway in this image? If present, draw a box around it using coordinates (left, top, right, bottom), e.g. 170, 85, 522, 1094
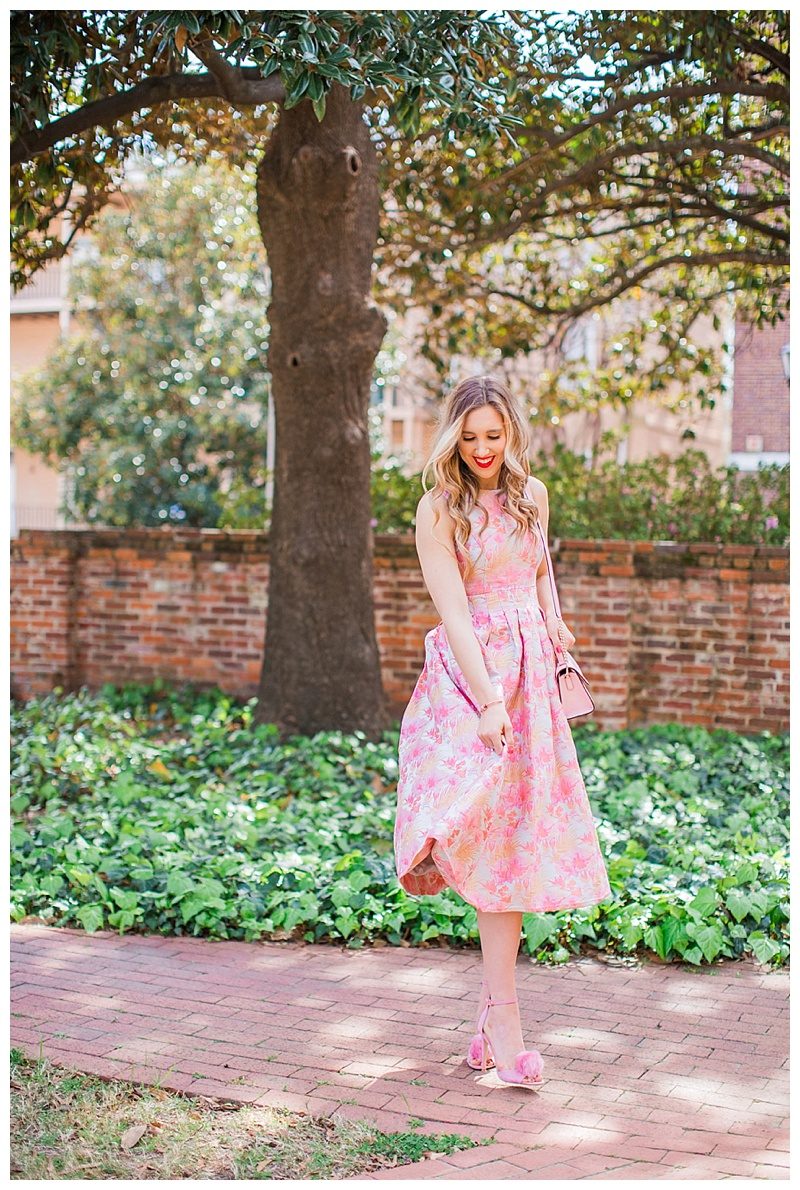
11, 924, 788, 1180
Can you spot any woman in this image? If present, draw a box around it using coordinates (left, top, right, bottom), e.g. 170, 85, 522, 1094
393, 375, 612, 1086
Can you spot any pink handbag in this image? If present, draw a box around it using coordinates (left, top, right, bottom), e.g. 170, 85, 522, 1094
536, 521, 595, 720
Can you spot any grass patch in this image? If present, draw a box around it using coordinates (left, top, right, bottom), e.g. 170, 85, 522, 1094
10, 1049, 484, 1179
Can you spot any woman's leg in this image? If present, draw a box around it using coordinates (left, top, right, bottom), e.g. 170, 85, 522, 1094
477, 909, 527, 1064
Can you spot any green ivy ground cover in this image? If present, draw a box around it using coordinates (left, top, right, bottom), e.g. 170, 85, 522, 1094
10, 681, 788, 969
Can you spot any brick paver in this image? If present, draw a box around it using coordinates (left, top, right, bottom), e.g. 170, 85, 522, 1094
10, 925, 788, 1180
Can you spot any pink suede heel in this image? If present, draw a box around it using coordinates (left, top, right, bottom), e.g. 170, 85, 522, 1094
476, 994, 544, 1086
466, 978, 495, 1070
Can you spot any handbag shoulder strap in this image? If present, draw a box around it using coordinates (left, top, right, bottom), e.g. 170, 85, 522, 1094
536, 518, 562, 618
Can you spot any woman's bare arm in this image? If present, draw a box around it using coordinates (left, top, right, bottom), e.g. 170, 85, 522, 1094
415, 491, 501, 709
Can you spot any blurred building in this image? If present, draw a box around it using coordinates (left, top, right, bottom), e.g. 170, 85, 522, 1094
728, 312, 790, 471
370, 302, 789, 477
370, 304, 736, 474
10, 253, 72, 535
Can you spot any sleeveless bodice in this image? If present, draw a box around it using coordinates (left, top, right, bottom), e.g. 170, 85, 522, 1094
454, 488, 543, 610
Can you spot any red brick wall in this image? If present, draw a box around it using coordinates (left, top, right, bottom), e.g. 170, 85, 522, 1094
11, 528, 788, 734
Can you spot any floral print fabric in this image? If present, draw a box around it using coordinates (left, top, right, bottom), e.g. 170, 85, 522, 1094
393, 487, 613, 913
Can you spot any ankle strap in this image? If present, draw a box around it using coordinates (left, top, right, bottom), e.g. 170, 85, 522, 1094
486, 995, 517, 1006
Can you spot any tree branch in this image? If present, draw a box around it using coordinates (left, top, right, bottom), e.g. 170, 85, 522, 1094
716, 16, 789, 77
471, 249, 787, 326
574, 171, 789, 243
729, 120, 789, 142
187, 30, 277, 106
11, 68, 286, 166
476, 81, 788, 195
459, 132, 788, 255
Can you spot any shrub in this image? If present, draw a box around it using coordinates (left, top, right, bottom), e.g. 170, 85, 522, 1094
372, 445, 789, 545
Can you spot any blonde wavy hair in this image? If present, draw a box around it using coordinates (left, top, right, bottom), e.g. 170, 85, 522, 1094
421, 375, 541, 583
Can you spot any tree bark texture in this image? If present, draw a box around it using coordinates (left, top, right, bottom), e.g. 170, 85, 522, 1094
255, 83, 390, 737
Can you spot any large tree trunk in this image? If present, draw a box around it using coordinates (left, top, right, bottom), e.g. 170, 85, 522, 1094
255, 83, 390, 737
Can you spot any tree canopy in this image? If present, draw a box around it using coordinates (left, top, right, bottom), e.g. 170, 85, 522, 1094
12, 10, 789, 413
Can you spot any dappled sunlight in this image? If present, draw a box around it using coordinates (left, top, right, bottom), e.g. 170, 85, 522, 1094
12, 925, 788, 1178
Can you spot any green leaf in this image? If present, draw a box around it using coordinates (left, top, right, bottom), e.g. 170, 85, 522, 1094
173, 11, 201, 35
39, 874, 64, 896
348, 869, 372, 892
108, 908, 136, 932
619, 920, 643, 948
67, 866, 94, 888
75, 904, 105, 933
284, 72, 310, 109
690, 922, 725, 963
331, 883, 353, 909
110, 887, 139, 911
725, 889, 753, 923
166, 871, 195, 898
688, 886, 719, 917
522, 913, 558, 950
10, 825, 29, 849
259, 55, 281, 77
335, 910, 358, 938
746, 932, 781, 965
747, 889, 772, 918
648, 915, 685, 959
681, 945, 704, 966
298, 32, 317, 59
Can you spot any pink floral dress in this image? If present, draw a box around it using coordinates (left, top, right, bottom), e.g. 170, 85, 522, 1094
393, 487, 612, 913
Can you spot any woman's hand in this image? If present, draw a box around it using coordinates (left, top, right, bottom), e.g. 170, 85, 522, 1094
545, 614, 576, 654
478, 702, 513, 756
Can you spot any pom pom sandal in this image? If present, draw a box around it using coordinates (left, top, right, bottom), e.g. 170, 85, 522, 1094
475, 993, 544, 1086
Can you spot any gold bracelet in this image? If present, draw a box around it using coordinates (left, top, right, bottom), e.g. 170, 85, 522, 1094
479, 683, 504, 713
